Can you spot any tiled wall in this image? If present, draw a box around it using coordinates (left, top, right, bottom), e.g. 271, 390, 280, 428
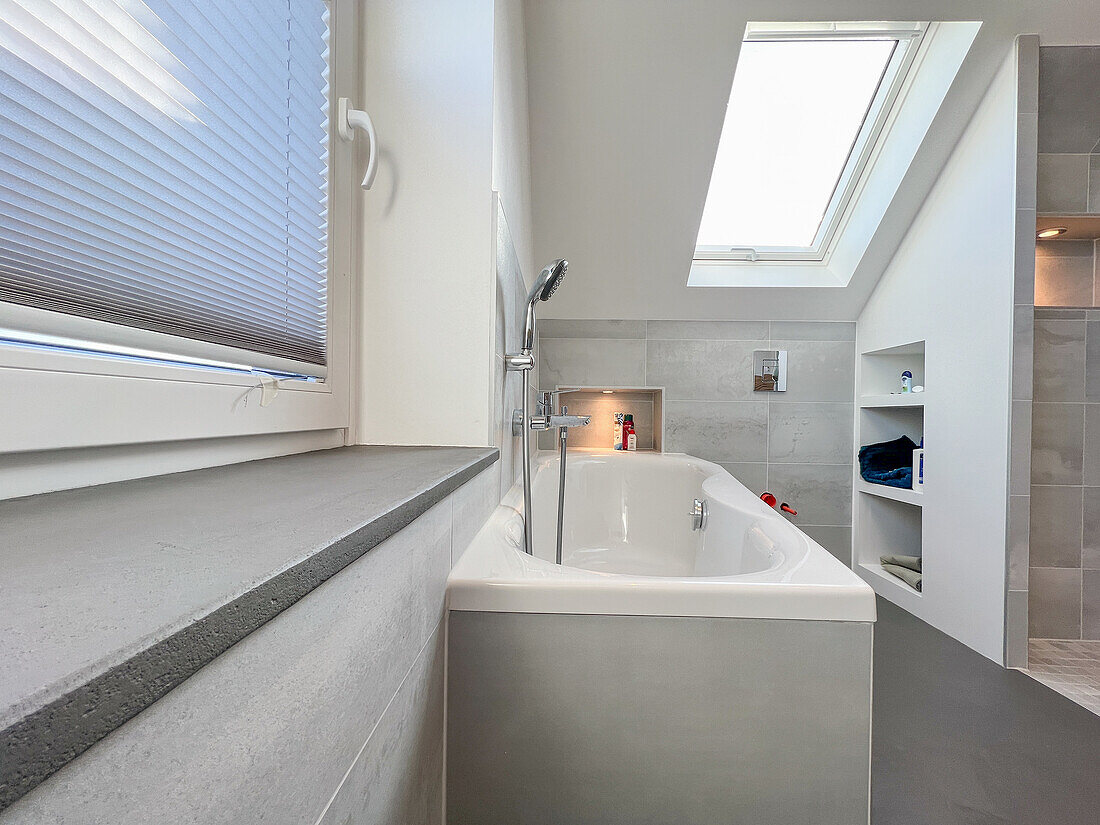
1029, 308, 1100, 640
1037, 155, 1100, 214
1006, 35, 1038, 668
537, 319, 856, 565
0, 470, 500, 824
1034, 46, 1100, 307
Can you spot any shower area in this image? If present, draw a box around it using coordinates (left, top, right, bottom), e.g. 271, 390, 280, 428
1026, 44, 1100, 714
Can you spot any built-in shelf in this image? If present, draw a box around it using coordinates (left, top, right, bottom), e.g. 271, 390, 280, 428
859, 393, 926, 408
854, 339, 926, 605
551, 386, 664, 452
858, 563, 923, 600
858, 481, 924, 507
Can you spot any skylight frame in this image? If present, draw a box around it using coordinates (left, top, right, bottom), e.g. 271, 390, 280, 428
694, 22, 929, 264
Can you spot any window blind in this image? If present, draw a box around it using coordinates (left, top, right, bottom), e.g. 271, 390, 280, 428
0, 0, 331, 376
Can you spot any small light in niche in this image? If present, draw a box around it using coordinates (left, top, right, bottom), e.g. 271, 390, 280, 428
1037, 226, 1068, 239
602, 390, 614, 394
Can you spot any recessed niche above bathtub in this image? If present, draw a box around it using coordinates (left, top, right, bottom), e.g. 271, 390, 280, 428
538, 387, 664, 452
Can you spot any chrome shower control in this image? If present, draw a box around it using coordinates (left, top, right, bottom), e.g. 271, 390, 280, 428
689, 498, 708, 531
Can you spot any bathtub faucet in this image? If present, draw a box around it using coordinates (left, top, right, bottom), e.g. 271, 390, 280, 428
530, 392, 591, 431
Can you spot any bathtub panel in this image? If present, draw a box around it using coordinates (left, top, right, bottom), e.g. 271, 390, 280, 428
447, 611, 872, 825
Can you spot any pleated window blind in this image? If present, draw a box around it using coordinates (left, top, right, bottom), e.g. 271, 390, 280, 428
0, 0, 331, 376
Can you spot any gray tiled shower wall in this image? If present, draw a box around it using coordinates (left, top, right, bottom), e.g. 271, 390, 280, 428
1030, 308, 1100, 640
537, 320, 856, 565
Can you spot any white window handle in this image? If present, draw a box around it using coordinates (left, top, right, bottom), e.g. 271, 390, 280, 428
337, 97, 378, 190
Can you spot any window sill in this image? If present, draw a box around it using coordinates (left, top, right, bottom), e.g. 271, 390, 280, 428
0, 444, 499, 809
687, 259, 848, 288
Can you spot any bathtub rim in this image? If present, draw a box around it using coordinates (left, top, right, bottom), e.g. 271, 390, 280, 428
448, 449, 876, 623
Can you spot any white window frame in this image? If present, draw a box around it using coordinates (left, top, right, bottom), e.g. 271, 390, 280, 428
0, 0, 359, 455
693, 21, 928, 265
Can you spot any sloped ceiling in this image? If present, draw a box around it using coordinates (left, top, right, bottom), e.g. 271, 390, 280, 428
524, 0, 1100, 321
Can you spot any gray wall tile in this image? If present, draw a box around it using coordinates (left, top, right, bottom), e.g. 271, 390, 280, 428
1085, 405, 1100, 487
768, 464, 852, 526
1018, 35, 1040, 115
1035, 307, 1086, 319
1013, 305, 1034, 400
768, 340, 856, 403
451, 463, 500, 565
768, 403, 853, 464
1036, 153, 1088, 212
537, 319, 856, 537
1011, 400, 1033, 496
538, 319, 645, 339
717, 462, 767, 494
1029, 485, 1082, 568
663, 401, 768, 463
802, 525, 853, 566
1033, 318, 1085, 401
1086, 321, 1100, 400
1038, 46, 1100, 153
539, 337, 646, 389
1084, 570, 1100, 639
768, 321, 855, 341
1009, 495, 1031, 590
1005, 589, 1030, 669
1029, 567, 1082, 639
645, 320, 768, 340
1090, 155, 1100, 212
1082, 488, 1100, 569
1015, 209, 1037, 305
1031, 402, 1084, 485
1016, 114, 1039, 210
317, 629, 444, 825
645, 339, 757, 401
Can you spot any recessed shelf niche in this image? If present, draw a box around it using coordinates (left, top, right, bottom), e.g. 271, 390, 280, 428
854, 340, 926, 602
542, 386, 664, 452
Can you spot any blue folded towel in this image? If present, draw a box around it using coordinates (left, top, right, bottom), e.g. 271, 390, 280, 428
859, 436, 918, 489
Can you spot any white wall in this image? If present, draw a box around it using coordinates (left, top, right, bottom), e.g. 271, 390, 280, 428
493, 0, 536, 288
855, 46, 1019, 663
356, 0, 497, 447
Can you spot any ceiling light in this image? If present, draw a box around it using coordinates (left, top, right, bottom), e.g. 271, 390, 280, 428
602, 390, 614, 394
1037, 227, 1068, 239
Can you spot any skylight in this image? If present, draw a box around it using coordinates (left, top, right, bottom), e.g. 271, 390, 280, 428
695, 22, 927, 262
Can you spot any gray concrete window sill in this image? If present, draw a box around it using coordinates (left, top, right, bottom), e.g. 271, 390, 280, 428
0, 445, 498, 810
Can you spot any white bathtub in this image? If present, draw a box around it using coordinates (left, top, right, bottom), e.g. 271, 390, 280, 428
448, 449, 875, 622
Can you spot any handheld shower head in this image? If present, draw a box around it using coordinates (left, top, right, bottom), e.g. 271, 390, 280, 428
527, 259, 568, 304
522, 259, 568, 352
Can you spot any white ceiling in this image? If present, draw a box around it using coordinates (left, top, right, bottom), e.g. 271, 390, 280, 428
523, 0, 1100, 321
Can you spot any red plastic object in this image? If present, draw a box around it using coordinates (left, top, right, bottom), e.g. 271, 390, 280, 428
780, 502, 797, 516
760, 492, 777, 508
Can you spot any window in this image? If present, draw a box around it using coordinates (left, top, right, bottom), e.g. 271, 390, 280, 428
694, 22, 927, 263
0, 0, 332, 377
